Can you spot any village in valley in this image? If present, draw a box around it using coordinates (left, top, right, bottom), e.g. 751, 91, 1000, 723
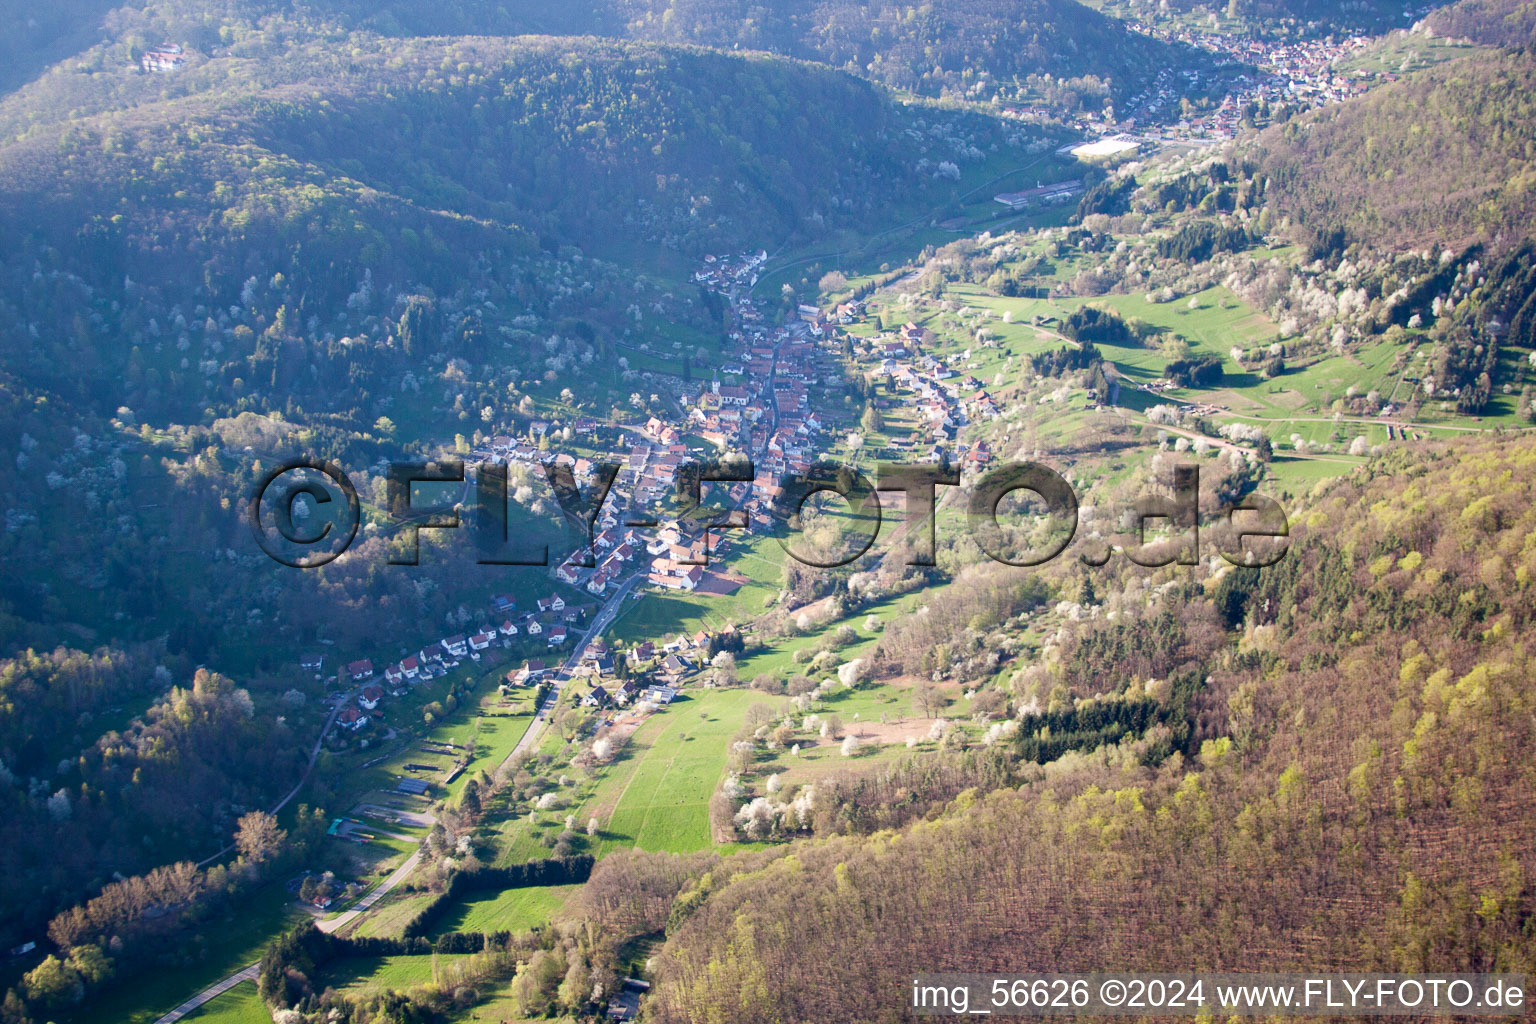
7, 0, 1536, 1013
306, 246, 929, 756
282, 96, 1482, 944
80, 15, 1531, 1021
256, 220, 1114, 987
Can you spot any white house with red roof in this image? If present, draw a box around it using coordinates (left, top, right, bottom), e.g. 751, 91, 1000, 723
509, 659, 548, 685
649, 565, 704, 591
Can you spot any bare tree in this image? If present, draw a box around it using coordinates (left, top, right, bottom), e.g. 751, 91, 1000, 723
235, 811, 287, 863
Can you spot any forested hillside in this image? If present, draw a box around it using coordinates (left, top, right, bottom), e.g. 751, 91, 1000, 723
0, 31, 1047, 950
0, 663, 308, 949
3, 2, 1534, 1021
0, 0, 1208, 110
631, 436, 1536, 1021
1256, 48, 1536, 251
0, 33, 1029, 642
0, 0, 125, 94
2, 35, 1014, 257
1424, 0, 1536, 47
1217, 0, 1416, 32
606, 0, 1209, 104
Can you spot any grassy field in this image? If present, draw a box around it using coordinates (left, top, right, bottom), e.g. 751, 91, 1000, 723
854, 269, 1436, 499
918, 280, 1278, 385
70, 884, 306, 1024
733, 592, 912, 680
489, 686, 772, 865
323, 954, 470, 996
350, 890, 438, 939
600, 688, 766, 851
426, 883, 583, 937
1264, 453, 1367, 496
177, 982, 270, 1024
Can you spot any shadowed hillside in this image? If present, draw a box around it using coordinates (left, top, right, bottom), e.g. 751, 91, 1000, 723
0, 0, 1217, 110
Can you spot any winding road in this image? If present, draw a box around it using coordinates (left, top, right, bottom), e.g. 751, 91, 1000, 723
154, 243, 780, 1024
195, 697, 347, 869
152, 572, 643, 1024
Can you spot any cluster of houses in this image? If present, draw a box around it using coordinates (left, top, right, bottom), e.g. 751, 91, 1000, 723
622, 442, 691, 508
303, 243, 1015, 750
556, 252, 859, 596
1093, 30, 1378, 145
557, 524, 644, 595
513, 626, 725, 715
643, 522, 722, 592
577, 678, 679, 712
469, 419, 620, 467
548, 448, 738, 596
875, 331, 1005, 452
691, 249, 767, 290
554, 514, 740, 596
686, 330, 835, 457
311, 592, 591, 734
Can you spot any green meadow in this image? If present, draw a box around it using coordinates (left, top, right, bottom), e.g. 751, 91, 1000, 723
322, 954, 470, 996
426, 884, 584, 937
177, 982, 270, 1024
70, 884, 305, 1024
